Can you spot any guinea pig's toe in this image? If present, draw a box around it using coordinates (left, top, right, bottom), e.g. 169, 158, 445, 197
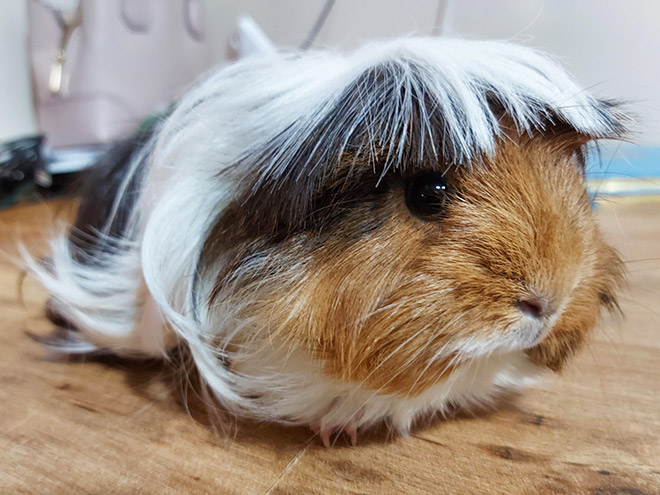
319, 426, 334, 448
309, 423, 330, 448
310, 422, 358, 447
345, 424, 358, 447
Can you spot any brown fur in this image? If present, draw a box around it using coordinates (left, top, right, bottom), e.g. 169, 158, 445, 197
208, 130, 623, 398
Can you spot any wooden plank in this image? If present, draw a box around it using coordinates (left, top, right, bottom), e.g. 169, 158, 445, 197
0, 199, 658, 494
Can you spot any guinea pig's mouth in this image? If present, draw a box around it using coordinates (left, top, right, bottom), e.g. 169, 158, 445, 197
512, 321, 552, 349
509, 292, 567, 350
448, 313, 559, 359
515, 304, 562, 348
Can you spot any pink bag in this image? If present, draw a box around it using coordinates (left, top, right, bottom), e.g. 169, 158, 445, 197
28, 0, 215, 148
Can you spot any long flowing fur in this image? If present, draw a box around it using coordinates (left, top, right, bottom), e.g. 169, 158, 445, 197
25, 38, 627, 435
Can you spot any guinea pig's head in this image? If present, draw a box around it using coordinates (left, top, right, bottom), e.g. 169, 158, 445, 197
199, 41, 627, 400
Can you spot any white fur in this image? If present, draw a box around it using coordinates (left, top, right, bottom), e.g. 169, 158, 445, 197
25, 38, 624, 434
231, 343, 545, 435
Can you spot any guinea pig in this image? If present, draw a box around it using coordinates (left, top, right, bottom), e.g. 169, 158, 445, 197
26, 38, 627, 447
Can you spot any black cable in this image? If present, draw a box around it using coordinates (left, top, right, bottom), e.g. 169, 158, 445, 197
300, 0, 337, 50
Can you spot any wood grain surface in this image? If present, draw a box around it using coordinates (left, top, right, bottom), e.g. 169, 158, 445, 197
0, 198, 658, 495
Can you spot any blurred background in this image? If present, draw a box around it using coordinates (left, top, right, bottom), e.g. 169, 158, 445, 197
1, 0, 659, 205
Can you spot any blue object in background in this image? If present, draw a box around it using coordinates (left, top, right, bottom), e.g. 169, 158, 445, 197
586, 143, 660, 196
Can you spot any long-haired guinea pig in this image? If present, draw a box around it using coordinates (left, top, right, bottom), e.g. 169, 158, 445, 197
26, 38, 627, 446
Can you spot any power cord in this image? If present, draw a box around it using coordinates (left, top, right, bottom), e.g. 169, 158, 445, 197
300, 0, 337, 50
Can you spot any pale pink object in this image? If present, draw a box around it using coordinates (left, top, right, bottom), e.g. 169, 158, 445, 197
28, 0, 215, 148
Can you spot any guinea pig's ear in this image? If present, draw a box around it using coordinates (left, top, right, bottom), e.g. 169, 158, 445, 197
531, 98, 629, 169
542, 124, 593, 168
543, 121, 596, 147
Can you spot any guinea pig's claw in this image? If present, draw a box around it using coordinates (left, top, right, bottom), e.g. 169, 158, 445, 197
345, 424, 358, 447
309, 423, 328, 447
320, 428, 333, 448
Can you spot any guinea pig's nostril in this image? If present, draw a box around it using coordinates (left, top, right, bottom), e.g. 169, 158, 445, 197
517, 298, 547, 319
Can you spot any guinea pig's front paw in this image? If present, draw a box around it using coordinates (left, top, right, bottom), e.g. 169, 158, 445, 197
310, 421, 358, 448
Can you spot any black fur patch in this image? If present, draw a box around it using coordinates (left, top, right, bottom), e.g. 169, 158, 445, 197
69, 129, 153, 261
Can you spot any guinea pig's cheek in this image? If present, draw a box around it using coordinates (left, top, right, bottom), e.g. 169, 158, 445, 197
274, 217, 432, 387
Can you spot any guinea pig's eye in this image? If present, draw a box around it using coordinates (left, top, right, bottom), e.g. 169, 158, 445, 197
404, 172, 450, 218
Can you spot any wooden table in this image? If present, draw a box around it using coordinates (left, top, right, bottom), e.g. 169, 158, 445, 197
1, 198, 658, 495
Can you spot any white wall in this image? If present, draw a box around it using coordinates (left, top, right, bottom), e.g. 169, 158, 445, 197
204, 0, 441, 55
1, 0, 659, 145
0, 0, 37, 141
442, 0, 660, 145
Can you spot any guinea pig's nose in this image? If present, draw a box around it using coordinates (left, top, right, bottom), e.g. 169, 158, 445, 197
517, 297, 552, 319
